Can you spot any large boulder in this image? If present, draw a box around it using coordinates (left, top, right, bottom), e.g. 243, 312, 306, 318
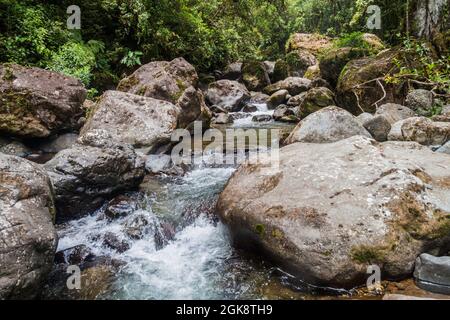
285, 50, 317, 77
285, 106, 371, 144
217, 136, 450, 289
117, 57, 198, 104
44, 133, 145, 221
272, 59, 289, 83
0, 64, 86, 138
319, 47, 367, 88
0, 154, 57, 299
79, 91, 179, 150
286, 33, 332, 56
241, 61, 271, 91
263, 77, 311, 96
205, 80, 250, 112
388, 117, 450, 146
222, 62, 242, 81
336, 49, 415, 114
297, 87, 335, 118
405, 89, 434, 117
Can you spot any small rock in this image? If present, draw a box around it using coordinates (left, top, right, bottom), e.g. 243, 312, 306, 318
252, 114, 273, 122
123, 214, 150, 240
55, 245, 95, 265
363, 115, 392, 142
263, 77, 311, 96
414, 254, 450, 295
104, 195, 138, 220
273, 105, 296, 121
249, 92, 269, 104
242, 104, 258, 113
213, 113, 233, 124
375, 103, 417, 124
102, 232, 130, 253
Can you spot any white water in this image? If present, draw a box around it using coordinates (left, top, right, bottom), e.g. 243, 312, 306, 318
231, 103, 274, 127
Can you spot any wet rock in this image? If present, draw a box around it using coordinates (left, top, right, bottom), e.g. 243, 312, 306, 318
209, 105, 229, 114
286, 33, 332, 56
297, 87, 335, 118
263, 77, 311, 96
242, 104, 258, 113
319, 47, 368, 88
241, 61, 271, 91
267, 90, 289, 110
249, 92, 269, 105
217, 136, 450, 289
285, 106, 371, 144
0, 154, 57, 299
123, 214, 150, 240
363, 115, 392, 142
0, 64, 86, 138
252, 115, 273, 123
375, 103, 417, 125
38, 133, 79, 154
405, 89, 434, 117
285, 49, 317, 77
117, 57, 198, 104
206, 80, 250, 112
103, 232, 130, 253
154, 222, 176, 250
222, 62, 242, 81
145, 154, 173, 174
79, 91, 179, 150
273, 105, 296, 121
54, 245, 95, 265
436, 141, 450, 154
0, 139, 32, 157
213, 113, 233, 125
44, 135, 145, 221
414, 254, 450, 295
105, 195, 138, 220
387, 117, 450, 146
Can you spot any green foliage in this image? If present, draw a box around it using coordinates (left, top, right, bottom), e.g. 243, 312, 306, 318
47, 41, 96, 86
121, 50, 143, 68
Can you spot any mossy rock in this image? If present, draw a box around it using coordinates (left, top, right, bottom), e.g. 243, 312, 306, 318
285, 49, 317, 77
297, 87, 335, 118
272, 59, 289, 83
241, 60, 270, 91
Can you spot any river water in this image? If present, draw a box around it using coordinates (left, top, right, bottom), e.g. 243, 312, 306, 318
53, 105, 334, 300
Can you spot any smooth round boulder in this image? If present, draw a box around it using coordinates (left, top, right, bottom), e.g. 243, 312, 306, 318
285, 106, 371, 144
217, 136, 450, 289
0, 154, 57, 299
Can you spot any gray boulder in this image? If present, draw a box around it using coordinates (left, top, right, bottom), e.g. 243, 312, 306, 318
285, 106, 371, 144
206, 80, 250, 112
375, 103, 417, 125
79, 91, 179, 150
414, 254, 450, 295
217, 136, 450, 288
0, 154, 57, 298
405, 89, 434, 117
363, 115, 392, 142
44, 133, 145, 221
388, 117, 450, 146
0, 64, 86, 138
263, 77, 311, 96
267, 90, 289, 110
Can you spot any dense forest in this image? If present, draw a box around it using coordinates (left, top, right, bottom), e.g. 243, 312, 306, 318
1, 0, 448, 97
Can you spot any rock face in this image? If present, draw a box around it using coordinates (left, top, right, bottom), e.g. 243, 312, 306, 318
217, 136, 450, 289
0, 64, 86, 138
241, 61, 271, 91
414, 254, 450, 295
405, 89, 434, 117
388, 117, 450, 146
117, 58, 198, 104
263, 77, 311, 96
336, 49, 411, 114
297, 87, 335, 118
285, 106, 371, 144
0, 154, 57, 299
206, 80, 250, 112
319, 47, 367, 88
44, 135, 145, 221
80, 91, 179, 150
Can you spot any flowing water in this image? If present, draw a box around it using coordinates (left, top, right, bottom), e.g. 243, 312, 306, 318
52, 106, 332, 300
